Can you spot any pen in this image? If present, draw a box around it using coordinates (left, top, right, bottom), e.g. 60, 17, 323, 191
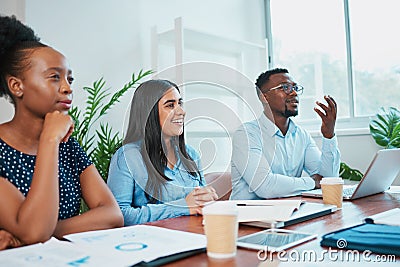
236, 203, 274, 206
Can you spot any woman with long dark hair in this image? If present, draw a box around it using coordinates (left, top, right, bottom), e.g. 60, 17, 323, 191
0, 15, 123, 250
107, 79, 218, 225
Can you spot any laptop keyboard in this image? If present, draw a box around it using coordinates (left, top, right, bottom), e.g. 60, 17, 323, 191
343, 186, 357, 197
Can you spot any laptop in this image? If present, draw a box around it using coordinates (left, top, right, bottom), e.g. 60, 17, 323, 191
302, 148, 400, 200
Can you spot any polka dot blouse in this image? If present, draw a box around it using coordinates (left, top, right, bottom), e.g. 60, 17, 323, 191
0, 138, 92, 220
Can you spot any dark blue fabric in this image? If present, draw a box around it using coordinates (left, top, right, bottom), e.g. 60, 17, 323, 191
321, 223, 400, 256
0, 137, 92, 220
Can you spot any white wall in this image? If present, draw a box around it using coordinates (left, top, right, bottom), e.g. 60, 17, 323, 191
0, 0, 26, 121
20, 0, 264, 133
0, 0, 24, 19
1, 0, 397, 183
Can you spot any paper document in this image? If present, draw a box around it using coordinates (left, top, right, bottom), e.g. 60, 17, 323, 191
0, 225, 206, 267
386, 185, 400, 194
229, 200, 302, 222
64, 225, 206, 266
0, 238, 91, 267
364, 208, 400, 226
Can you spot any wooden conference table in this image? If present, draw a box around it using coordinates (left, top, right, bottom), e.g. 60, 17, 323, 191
147, 189, 400, 266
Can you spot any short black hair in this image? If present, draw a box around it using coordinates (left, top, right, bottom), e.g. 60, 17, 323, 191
255, 68, 288, 93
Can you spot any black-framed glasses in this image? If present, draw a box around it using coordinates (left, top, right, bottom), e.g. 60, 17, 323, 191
265, 83, 304, 95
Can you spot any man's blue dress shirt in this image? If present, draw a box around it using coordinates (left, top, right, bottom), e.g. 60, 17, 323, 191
230, 115, 340, 200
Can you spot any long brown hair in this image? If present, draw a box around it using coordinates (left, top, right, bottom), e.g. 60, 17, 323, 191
124, 79, 201, 203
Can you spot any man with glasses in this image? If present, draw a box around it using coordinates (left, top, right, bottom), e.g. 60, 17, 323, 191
230, 68, 340, 199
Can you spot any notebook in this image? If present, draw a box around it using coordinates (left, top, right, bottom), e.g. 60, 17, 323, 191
302, 148, 400, 200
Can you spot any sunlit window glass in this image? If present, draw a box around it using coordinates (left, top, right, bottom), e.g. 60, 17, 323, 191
270, 0, 349, 121
349, 0, 400, 116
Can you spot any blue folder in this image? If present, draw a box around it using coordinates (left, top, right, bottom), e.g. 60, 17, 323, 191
320, 223, 400, 256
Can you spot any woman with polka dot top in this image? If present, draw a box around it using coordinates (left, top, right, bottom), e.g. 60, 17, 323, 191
0, 15, 123, 250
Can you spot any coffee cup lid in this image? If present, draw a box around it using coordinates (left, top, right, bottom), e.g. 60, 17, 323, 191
320, 177, 344, 185
202, 201, 238, 215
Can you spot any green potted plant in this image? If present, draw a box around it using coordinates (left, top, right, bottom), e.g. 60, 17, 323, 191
340, 106, 400, 181
69, 69, 152, 180
68, 69, 152, 212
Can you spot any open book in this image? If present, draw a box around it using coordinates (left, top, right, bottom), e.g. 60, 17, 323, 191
229, 200, 337, 228
231, 199, 303, 222
364, 208, 400, 226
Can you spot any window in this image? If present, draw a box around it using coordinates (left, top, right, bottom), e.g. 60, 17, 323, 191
267, 0, 400, 129
349, 0, 400, 116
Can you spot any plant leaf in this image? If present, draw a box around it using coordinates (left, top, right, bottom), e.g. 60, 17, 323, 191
339, 162, 363, 181
369, 107, 400, 149
99, 69, 153, 116
91, 123, 122, 180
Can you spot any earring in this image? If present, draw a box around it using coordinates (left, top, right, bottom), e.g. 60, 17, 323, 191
13, 90, 24, 98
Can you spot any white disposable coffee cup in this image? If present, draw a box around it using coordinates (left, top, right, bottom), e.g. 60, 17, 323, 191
320, 177, 344, 208
202, 201, 238, 259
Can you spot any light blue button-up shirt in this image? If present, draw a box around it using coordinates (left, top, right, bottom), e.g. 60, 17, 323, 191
107, 141, 205, 226
230, 114, 340, 200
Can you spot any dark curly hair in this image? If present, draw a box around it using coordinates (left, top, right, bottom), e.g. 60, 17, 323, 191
255, 68, 288, 94
0, 15, 47, 104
